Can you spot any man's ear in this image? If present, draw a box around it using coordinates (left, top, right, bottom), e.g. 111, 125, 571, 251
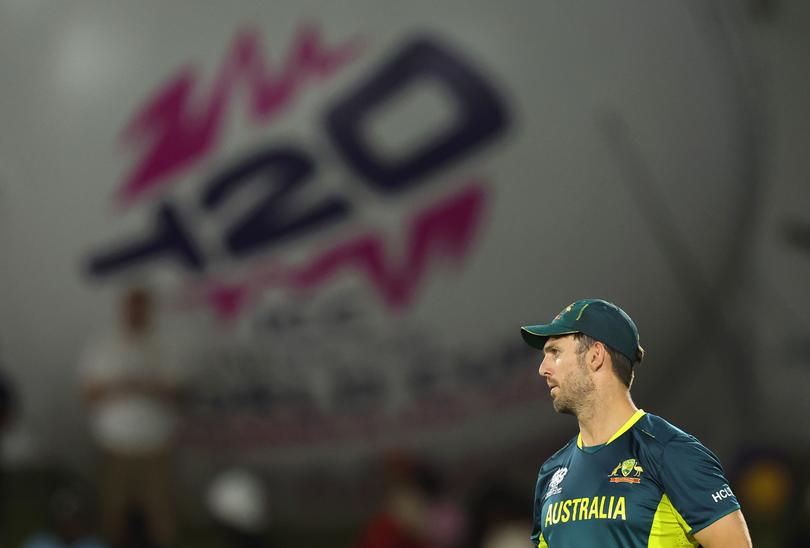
589, 341, 607, 372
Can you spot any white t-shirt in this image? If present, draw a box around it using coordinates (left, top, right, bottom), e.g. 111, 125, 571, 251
79, 331, 181, 455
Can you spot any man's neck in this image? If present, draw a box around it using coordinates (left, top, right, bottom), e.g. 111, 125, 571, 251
576, 391, 638, 447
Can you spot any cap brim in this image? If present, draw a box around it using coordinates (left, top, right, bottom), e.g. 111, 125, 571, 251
520, 324, 578, 349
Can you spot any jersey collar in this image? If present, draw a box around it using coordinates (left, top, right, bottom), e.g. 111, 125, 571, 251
577, 409, 646, 449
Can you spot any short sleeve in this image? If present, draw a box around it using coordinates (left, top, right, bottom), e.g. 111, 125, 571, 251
658, 435, 740, 533
529, 474, 545, 545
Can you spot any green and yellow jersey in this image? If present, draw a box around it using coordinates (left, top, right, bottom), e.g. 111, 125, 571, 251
531, 410, 740, 547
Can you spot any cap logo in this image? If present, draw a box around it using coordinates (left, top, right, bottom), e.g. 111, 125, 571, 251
554, 303, 574, 322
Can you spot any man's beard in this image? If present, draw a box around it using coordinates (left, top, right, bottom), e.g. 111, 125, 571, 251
552, 354, 595, 416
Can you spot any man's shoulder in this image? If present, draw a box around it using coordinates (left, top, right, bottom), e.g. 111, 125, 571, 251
538, 436, 576, 475
632, 412, 701, 450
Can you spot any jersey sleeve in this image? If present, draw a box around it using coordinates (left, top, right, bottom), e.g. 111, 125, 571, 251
658, 435, 740, 534
529, 472, 546, 546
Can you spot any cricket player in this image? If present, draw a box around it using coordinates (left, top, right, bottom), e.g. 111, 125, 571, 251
521, 299, 751, 547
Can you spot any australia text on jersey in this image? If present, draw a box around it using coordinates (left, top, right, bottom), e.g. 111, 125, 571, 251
544, 496, 627, 526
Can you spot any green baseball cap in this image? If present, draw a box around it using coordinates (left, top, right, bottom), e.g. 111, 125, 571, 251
520, 299, 643, 363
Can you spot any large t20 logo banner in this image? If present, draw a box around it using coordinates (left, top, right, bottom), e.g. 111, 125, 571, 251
86, 25, 510, 321
60, 2, 758, 461
82, 24, 522, 451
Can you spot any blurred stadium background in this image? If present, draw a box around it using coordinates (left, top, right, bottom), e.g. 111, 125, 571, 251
0, 0, 807, 546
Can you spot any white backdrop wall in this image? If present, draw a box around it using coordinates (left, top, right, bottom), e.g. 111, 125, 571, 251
0, 1, 805, 489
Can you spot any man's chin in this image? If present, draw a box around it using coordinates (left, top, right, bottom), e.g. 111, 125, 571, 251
552, 400, 574, 415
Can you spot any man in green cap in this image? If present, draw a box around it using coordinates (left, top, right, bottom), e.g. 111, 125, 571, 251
521, 299, 751, 547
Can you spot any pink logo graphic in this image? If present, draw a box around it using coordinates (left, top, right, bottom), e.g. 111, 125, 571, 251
118, 24, 362, 205
187, 183, 487, 320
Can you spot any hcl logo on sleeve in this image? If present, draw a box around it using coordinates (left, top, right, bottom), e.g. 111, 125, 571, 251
711, 485, 734, 503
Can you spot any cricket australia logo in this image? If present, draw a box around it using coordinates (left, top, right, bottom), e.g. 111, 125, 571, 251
545, 467, 568, 499
609, 458, 643, 484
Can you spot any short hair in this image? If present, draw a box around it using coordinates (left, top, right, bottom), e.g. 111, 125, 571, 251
574, 333, 640, 388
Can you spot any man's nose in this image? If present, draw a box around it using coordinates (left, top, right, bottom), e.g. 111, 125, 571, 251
538, 355, 551, 377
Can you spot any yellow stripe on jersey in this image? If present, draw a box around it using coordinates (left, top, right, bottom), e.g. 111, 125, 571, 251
577, 409, 647, 449
647, 494, 697, 547
537, 532, 548, 548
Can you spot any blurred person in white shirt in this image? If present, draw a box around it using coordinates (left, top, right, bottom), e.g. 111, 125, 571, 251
79, 286, 183, 548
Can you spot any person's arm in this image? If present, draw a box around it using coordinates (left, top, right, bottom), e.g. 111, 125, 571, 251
692, 509, 752, 547
656, 434, 749, 546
